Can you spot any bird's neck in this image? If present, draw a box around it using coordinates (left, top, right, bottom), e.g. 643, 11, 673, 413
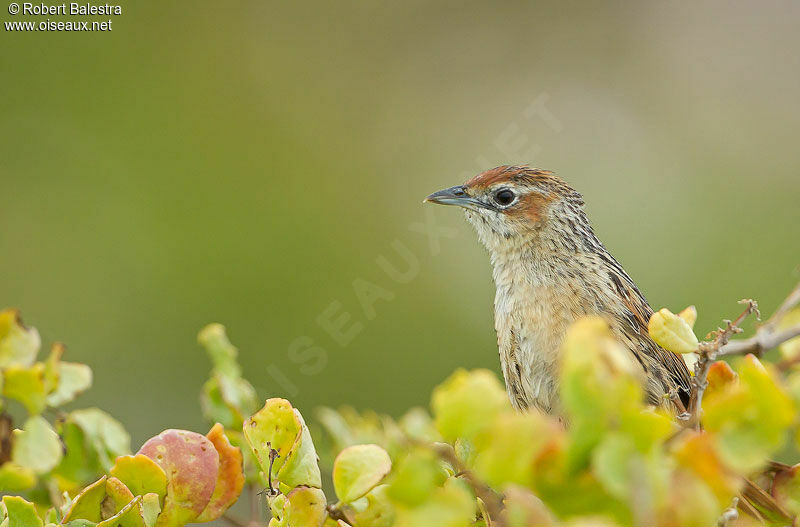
488, 217, 605, 290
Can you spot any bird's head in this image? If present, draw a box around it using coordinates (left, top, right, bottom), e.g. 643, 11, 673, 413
425, 165, 584, 250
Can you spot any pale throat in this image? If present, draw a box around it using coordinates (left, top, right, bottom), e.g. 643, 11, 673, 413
480, 222, 603, 412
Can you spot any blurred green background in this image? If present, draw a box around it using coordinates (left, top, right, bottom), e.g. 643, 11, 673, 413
1, 1, 798, 445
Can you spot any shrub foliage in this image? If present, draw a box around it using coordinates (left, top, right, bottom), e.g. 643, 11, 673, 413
2, 284, 800, 527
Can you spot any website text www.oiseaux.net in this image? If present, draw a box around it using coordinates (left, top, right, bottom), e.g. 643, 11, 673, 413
5, 3, 121, 32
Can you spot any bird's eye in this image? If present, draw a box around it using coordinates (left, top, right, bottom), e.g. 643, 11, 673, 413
493, 189, 515, 206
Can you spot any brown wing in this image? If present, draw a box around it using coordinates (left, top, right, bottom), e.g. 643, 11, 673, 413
617, 279, 693, 407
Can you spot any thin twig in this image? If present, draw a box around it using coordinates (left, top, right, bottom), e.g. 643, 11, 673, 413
720, 324, 800, 358
763, 281, 800, 331
689, 299, 760, 429
718, 281, 800, 361
326, 504, 353, 525
430, 442, 506, 527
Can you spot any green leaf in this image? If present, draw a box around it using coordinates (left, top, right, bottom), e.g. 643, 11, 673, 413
42, 343, 63, 394
647, 308, 699, 354
62, 520, 97, 527
560, 317, 646, 470
472, 411, 561, 489
592, 434, 638, 499
243, 398, 321, 489
704, 355, 794, 472
96, 496, 144, 527
12, 415, 62, 474
200, 379, 238, 430
387, 449, 446, 507
276, 411, 323, 490
349, 484, 395, 527
281, 487, 327, 527
51, 420, 103, 493
102, 479, 147, 527
46, 362, 92, 407
333, 444, 392, 503
0, 310, 41, 368
392, 476, 474, 527
140, 494, 161, 527
70, 409, 131, 470
62, 476, 107, 523
397, 407, 439, 443
0, 462, 37, 492
110, 455, 168, 507
137, 429, 220, 527
430, 369, 510, 442
2, 364, 46, 415
1, 496, 43, 527
197, 324, 239, 376
198, 324, 257, 431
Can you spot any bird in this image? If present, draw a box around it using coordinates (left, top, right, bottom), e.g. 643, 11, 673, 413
424, 165, 692, 415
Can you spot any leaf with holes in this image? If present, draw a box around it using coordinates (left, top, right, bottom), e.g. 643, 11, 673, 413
138, 429, 219, 527
243, 399, 321, 490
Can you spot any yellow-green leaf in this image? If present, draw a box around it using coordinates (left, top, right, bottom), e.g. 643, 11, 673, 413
1, 496, 42, 527
0, 462, 36, 492
387, 448, 446, 507
70, 408, 131, 470
333, 444, 392, 503
648, 308, 699, 354
243, 399, 321, 489
42, 343, 63, 394
392, 477, 474, 527
350, 484, 394, 527
141, 494, 161, 527
11, 416, 62, 474
97, 496, 143, 527
473, 411, 561, 489
62, 476, 107, 523
46, 362, 92, 407
678, 305, 697, 329
2, 364, 46, 415
704, 355, 794, 472
430, 369, 510, 441
282, 487, 327, 527
0, 310, 41, 368
243, 399, 300, 476
110, 455, 168, 506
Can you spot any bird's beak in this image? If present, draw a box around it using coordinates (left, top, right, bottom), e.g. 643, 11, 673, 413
424, 185, 485, 210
